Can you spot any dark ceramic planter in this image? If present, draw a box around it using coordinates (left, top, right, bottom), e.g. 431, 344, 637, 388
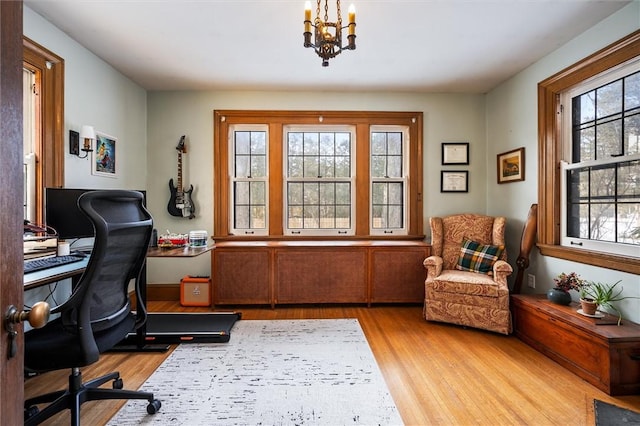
547, 289, 572, 305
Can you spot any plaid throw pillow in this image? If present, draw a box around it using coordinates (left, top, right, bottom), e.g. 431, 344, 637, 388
456, 238, 504, 274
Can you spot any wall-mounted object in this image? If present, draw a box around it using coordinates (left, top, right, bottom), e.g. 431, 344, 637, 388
69, 130, 80, 155
497, 147, 525, 184
441, 142, 469, 165
92, 132, 117, 178
71, 125, 95, 159
441, 170, 469, 193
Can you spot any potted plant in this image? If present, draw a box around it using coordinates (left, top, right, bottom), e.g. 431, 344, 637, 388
580, 280, 638, 325
547, 272, 585, 305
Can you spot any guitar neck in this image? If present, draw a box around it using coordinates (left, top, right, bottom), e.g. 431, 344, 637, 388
177, 151, 183, 190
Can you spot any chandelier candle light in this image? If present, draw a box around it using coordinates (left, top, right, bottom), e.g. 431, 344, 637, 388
304, 0, 356, 67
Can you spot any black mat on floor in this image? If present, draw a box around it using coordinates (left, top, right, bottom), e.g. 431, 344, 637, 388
128, 311, 242, 344
594, 400, 640, 426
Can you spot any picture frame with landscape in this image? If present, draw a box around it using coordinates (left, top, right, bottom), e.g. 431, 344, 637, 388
497, 147, 524, 184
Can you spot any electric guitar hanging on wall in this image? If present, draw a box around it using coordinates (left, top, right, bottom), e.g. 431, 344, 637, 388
167, 135, 195, 219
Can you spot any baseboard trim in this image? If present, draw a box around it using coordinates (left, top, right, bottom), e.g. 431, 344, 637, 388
147, 284, 180, 301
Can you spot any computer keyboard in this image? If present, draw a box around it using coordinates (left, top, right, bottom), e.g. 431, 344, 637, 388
24, 255, 85, 274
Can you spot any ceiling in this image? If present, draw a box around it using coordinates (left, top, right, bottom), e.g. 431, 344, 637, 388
24, 0, 630, 93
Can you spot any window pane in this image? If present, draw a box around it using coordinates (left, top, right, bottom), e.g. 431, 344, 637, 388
618, 203, 640, 245
251, 155, 266, 177
250, 181, 265, 204
387, 133, 403, 155
234, 205, 249, 228
319, 156, 334, 178
235, 155, 250, 178
577, 127, 595, 162
304, 133, 319, 154
574, 90, 595, 123
624, 71, 640, 110
303, 156, 319, 177
335, 183, 350, 204
335, 133, 350, 155
319, 183, 335, 204
596, 119, 622, 158
288, 156, 303, 177
590, 202, 615, 242
289, 132, 303, 154
387, 156, 402, 177
335, 155, 350, 177
288, 182, 303, 204
251, 206, 266, 229
319, 133, 334, 155
235, 131, 250, 154
371, 133, 386, 155
624, 114, 640, 155
597, 80, 622, 118
388, 205, 403, 228
235, 181, 249, 204
590, 166, 615, 199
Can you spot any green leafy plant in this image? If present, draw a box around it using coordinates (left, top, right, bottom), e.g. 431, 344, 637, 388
580, 280, 638, 325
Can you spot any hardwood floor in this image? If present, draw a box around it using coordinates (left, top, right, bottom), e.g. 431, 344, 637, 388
25, 302, 640, 425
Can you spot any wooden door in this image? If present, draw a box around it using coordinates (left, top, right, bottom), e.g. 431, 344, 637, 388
0, 1, 25, 423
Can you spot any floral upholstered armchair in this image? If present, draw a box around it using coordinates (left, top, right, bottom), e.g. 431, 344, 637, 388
423, 214, 513, 335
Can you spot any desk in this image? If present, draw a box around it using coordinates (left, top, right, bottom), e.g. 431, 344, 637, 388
25, 245, 218, 352
24, 257, 88, 290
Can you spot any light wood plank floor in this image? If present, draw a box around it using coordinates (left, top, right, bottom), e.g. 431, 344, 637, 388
25, 303, 640, 425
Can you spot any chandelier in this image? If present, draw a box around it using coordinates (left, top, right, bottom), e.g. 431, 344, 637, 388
303, 0, 356, 67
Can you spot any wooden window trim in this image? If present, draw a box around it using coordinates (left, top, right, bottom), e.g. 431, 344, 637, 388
537, 30, 640, 275
23, 36, 64, 223
213, 110, 424, 241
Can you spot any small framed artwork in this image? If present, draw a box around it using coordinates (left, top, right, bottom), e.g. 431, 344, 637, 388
497, 147, 525, 184
93, 132, 117, 178
441, 170, 469, 193
441, 142, 469, 165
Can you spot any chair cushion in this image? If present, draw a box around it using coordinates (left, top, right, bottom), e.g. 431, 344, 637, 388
456, 238, 504, 274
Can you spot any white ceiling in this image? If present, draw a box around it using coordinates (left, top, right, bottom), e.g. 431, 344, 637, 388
25, 0, 630, 93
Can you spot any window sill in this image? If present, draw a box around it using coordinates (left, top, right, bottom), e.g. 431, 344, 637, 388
537, 243, 640, 275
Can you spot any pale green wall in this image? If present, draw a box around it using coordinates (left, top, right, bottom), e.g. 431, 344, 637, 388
145, 91, 487, 282
23, 6, 148, 191
486, 1, 640, 323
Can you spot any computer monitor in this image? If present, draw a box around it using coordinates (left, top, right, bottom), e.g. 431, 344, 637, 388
45, 188, 147, 241
45, 188, 96, 240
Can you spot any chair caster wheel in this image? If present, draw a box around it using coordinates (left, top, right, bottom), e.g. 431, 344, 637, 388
25, 405, 39, 419
147, 399, 161, 414
112, 377, 123, 389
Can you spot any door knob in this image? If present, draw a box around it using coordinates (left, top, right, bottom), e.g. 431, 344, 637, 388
5, 301, 50, 329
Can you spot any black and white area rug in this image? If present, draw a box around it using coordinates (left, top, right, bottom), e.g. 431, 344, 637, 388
108, 319, 403, 425
594, 399, 640, 426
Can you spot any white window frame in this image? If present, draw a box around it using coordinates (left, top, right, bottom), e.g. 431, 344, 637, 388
283, 125, 356, 237
228, 124, 269, 236
559, 57, 640, 257
369, 125, 409, 236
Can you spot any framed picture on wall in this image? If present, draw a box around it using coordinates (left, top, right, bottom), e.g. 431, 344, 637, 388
441, 142, 469, 165
497, 147, 525, 184
441, 170, 469, 192
92, 132, 118, 178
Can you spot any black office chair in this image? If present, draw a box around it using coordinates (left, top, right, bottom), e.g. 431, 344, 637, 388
24, 190, 161, 425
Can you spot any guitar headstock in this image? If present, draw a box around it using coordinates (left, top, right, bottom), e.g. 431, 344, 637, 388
175, 135, 187, 153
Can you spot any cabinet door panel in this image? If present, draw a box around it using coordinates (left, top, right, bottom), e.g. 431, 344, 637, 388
213, 249, 271, 304
275, 249, 367, 303
370, 247, 427, 302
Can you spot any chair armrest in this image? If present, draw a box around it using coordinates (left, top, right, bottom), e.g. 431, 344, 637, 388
493, 260, 513, 286
423, 256, 443, 281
